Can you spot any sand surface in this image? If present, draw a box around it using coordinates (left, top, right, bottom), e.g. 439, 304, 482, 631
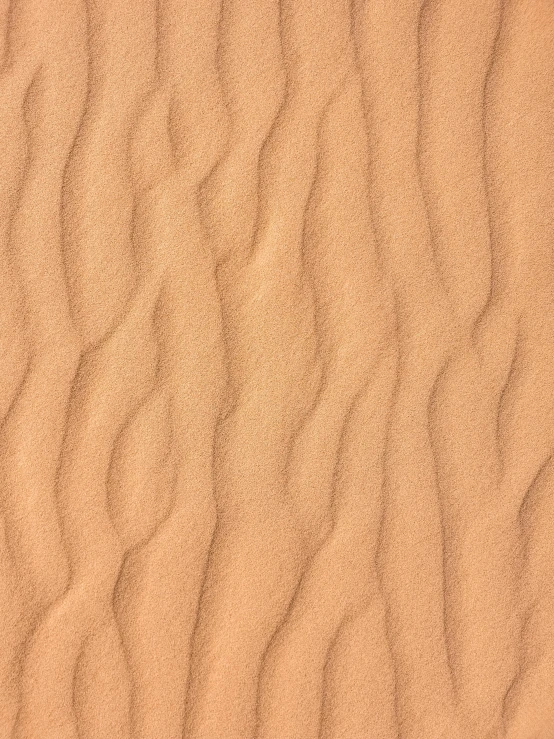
1, 1, 554, 737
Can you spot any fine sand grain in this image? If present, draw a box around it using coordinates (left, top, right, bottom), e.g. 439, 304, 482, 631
1, 1, 554, 737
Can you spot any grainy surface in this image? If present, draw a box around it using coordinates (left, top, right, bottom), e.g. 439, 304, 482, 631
1, 1, 554, 737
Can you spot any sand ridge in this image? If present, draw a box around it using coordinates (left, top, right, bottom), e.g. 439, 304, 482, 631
0, 0, 554, 737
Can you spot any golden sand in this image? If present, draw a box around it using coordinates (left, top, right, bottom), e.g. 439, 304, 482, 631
1, 1, 553, 737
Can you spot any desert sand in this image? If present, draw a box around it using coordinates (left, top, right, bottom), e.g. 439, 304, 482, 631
1, 0, 554, 737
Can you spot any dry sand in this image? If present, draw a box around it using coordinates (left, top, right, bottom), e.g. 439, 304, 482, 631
1, 0, 554, 737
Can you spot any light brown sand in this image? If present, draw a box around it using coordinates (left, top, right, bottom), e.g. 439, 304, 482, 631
1, 0, 554, 737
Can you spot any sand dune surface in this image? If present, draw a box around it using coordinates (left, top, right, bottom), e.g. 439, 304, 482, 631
1, 0, 554, 737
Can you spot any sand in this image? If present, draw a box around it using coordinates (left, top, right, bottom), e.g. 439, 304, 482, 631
0, 0, 553, 737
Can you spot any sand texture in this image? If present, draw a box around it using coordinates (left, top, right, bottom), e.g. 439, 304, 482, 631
1, 0, 554, 737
